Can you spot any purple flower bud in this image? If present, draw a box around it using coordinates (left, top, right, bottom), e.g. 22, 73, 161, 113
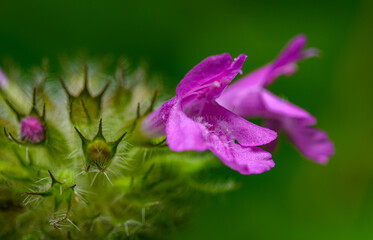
20, 116, 46, 143
0, 68, 8, 90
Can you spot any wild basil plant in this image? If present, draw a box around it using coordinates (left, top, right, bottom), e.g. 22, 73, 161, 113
0, 35, 333, 239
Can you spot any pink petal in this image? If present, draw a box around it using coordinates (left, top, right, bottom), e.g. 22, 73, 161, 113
197, 101, 277, 147
218, 88, 315, 124
263, 119, 281, 152
267, 35, 319, 86
272, 34, 308, 69
218, 87, 264, 117
0, 68, 8, 90
209, 135, 275, 174
176, 53, 232, 98
176, 53, 247, 100
283, 118, 335, 164
141, 97, 177, 137
261, 90, 316, 124
166, 102, 209, 152
219, 35, 319, 92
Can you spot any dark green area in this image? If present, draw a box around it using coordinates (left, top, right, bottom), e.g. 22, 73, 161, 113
1, 0, 373, 239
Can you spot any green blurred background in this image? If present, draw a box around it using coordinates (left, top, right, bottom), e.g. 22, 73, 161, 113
1, 0, 372, 239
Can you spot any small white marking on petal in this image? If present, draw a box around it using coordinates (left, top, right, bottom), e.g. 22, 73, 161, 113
212, 81, 221, 88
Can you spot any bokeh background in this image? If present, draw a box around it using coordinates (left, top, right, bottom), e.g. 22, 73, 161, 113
1, 0, 372, 239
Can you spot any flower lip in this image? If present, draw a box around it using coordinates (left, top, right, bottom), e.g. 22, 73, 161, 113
273, 34, 319, 69
176, 53, 247, 101
20, 116, 46, 144
264, 34, 320, 87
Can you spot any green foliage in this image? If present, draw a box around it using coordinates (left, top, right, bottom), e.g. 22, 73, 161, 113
0, 59, 237, 239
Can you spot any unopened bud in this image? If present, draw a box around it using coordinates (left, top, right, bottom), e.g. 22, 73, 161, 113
0, 68, 8, 90
20, 116, 46, 143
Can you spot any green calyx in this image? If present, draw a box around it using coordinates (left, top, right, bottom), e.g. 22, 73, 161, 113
75, 118, 127, 171
26, 170, 76, 214
60, 65, 110, 125
87, 140, 112, 170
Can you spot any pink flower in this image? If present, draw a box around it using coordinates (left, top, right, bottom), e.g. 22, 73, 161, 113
142, 53, 277, 174
20, 116, 46, 144
217, 35, 334, 163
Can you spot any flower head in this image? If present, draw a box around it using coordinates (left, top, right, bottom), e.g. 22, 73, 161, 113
142, 53, 277, 174
217, 35, 334, 163
20, 116, 46, 144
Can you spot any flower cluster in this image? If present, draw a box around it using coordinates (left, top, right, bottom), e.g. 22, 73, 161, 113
143, 35, 334, 174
